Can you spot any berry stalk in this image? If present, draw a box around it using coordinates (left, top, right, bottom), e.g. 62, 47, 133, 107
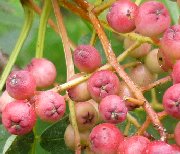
0, 1, 34, 92
35, 0, 51, 58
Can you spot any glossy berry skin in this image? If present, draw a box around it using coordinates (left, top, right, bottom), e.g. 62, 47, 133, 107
172, 60, 180, 84
0, 90, 15, 113
135, 1, 170, 37
6, 70, 36, 100
145, 49, 163, 74
143, 141, 175, 154
117, 136, 150, 154
160, 25, 180, 65
74, 101, 98, 132
99, 95, 127, 124
89, 123, 124, 154
2, 100, 36, 135
107, 0, 138, 33
35, 91, 66, 122
163, 84, 180, 119
124, 38, 151, 58
64, 124, 90, 150
129, 64, 155, 87
73, 45, 101, 73
26, 58, 57, 88
67, 73, 91, 102
175, 121, 180, 146
119, 81, 137, 110
87, 70, 120, 102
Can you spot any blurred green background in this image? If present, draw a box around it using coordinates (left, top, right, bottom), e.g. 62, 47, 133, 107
0, 0, 180, 153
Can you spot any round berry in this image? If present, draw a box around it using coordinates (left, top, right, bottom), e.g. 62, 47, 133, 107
117, 135, 150, 154
143, 141, 174, 154
6, 70, 36, 100
163, 84, 180, 119
175, 121, 180, 146
26, 58, 57, 88
74, 101, 98, 132
64, 124, 90, 150
67, 73, 91, 102
99, 95, 127, 124
124, 37, 151, 58
35, 91, 66, 122
89, 123, 124, 154
0, 90, 15, 113
107, 0, 138, 33
160, 25, 180, 64
73, 45, 102, 73
2, 100, 36, 135
172, 60, 180, 84
145, 49, 163, 74
119, 81, 137, 110
87, 70, 120, 102
129, 64, 155, 87
135, 1, 170, 37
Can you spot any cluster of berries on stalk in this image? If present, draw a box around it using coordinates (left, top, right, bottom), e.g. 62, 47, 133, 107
0, 0, 180, 153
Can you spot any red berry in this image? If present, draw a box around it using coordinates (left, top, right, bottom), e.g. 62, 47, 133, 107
99, 95, 127, 124
6, 70, 36, 100
0, 90, 15, 113
163, 84, 180, 119
117, 135, 150, 154
73, 45, 101, 73
67, 73, 91, 102
35, 91, 66, 122
26, 58, 57, 88
143, 141, 175, 154
87, 70, 120, 102
2, 100, 36, 135
107, 0, 138, 33
135, 1, 170, 37
89, 123, 124, 154
124, 37, 151, 58
74, 101, 98, 132
160, 25, 180, 64
175, 121, 180, 146
172, 60, 180, 84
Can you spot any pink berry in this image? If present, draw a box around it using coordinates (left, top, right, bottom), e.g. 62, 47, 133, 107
0, 90, 15, 113
75, 101, 98, 132
143, 141, 174, 154
67, 73, 91, 102
171, 144, 180, 153
73, 45, 102, 73
135, 1, 170, 37
107, 0, 138, 33
129, 64, 155, 87
163, 84, 180, 119
89, 123, 124, 154
160, 25, 180, 65
172, 60, 180, 84
117, 135, 150, 154
2, 100, 36, 135
87, 70, 120, 102
35, 91, 66, 122
26, 58, 57, 88
119, 81, 137, 110
6, 70, 36, 100
124, 37, 151, 58
99, 95, 127, 124
175, 121, 180, 146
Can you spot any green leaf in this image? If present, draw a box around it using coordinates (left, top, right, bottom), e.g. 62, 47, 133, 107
4, 131, 34, 154
40, 116, 73, 153
0, 125, 10, 153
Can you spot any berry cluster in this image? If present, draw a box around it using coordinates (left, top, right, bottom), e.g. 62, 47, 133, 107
1, 0, 180, 153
